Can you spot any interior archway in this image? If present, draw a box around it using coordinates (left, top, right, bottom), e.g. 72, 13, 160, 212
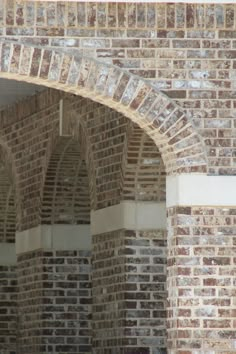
42, 137, 90, 225
0, 42, 207, 175
0, 40, 209, 354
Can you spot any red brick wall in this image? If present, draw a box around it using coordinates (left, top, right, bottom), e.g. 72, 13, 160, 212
92, 229, 167, 353
17, 249, 92, 354
1, 3, 236, 174
167, 206, 236, 353
0, 2, 236, 353
0, 264, 17, 354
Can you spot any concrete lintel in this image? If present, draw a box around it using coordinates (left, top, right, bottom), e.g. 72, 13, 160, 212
0, 243, 16, 265
91, 201, 166, 235
29, 0, 236, 3
16, 224, 91, 255
167, 174, 236, 207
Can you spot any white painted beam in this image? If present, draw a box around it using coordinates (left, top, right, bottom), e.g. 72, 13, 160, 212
91, 201, 166, 235
167, 174, 236, 207
31, 0, 236, 3
16, 224, 91, 254
0, 243, 16, 264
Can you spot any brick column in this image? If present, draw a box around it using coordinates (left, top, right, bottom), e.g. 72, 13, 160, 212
16, 224, 92, 354
167, 175, 236, 354
0, 244, 17, 354
91, 201, 167, 354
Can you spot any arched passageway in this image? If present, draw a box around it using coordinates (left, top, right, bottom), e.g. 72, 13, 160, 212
0, 40, 234, 354
0, 42, 207, 175
3, 84, 170, 353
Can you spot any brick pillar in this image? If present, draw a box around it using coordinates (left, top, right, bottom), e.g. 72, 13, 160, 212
167, 175, 236, 354
0, 244, 17, 354
16, 224, 92, 354
91, 201, 167, 354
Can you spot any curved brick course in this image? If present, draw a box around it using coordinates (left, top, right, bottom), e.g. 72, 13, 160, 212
0, 42, 207, 175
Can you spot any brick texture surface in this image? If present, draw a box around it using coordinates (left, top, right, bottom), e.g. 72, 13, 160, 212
0, 2, 235, 353
0, 86, 168, 353
92, 229, 167, 354
1, 3, 236, 175
17, 249, 92, 354
0, 88, 168, 230
0, 265, 17, 354
0, 147, 15, 242
167, 206, 236, 353
42, 137, 90, 225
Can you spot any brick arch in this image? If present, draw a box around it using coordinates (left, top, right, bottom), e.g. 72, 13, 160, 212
41, 137, 90, 225
0, 42, 207, 174
122, 121, 166, 202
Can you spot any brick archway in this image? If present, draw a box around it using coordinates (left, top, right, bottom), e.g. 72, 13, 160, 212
0, 42, 207, 175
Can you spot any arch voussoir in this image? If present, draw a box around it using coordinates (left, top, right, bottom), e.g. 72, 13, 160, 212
0, 41, 207, 174
67, 56, 82, 86
19, 46, 32, 75
59, 54, 73, 84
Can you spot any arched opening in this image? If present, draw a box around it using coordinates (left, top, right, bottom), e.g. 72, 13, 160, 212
0, 6, 235, 352
123, 123, 166, 202
0, 42, 207, 175
17, 135, 92, 353
92, 120, 168, 351
0, 43, 208, 354
42, 138, 90, 225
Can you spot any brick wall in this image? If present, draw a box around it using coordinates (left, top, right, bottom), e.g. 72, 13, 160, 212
0, 164, 15, 242
68, 97, 129, 210
1, 3, 236, 174
92, 229, 167, 354
0, 90, 123, 229
123, 124, 166, 202
0, 85, 169, 353
0, 1, 236, 353
41, 137, 90, 225
0, 264, 17, 354
0, 148, 17, 354
0, 88, 63, 230
17, 249, 92, 354
0, 87, 167, 230
167, 206, 236, 353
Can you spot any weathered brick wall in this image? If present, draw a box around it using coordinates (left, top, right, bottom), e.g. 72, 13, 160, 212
167, 206, 236, 353
92, 229, 167, 354
123, 124, 166, 202
0, 90, 120, 229
0, 145, 16, 244
0, 264, 17, 354
1, 2, 236, 353
0, 148, 17, 353
0, 2, 236, 174
0, 85, 169, 353
17, 249, 92, 354
68, 97, 129, 210
0, 88, 64, 230
0, 164, 15, 242
0, 87, 166, 230
41, 137, 90, 225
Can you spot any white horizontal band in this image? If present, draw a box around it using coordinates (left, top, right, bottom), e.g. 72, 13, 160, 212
91, 201, 166, 235
16, 224, 91, 254
30, 1, 236, 3
0, 243, 16, 265
167, 174, 236, 208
